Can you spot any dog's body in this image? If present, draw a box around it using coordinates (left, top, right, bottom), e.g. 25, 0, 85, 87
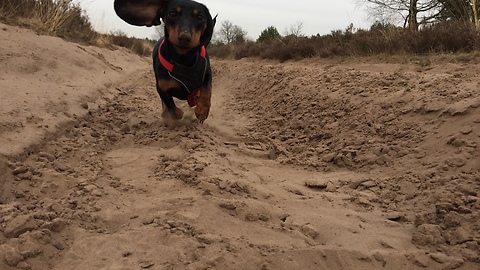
114, 0, 215, 123
152, 32, 212, 121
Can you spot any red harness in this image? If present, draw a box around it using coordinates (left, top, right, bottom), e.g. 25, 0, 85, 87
158, 40, 207, 107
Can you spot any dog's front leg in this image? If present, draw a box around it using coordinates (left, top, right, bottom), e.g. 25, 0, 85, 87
158, 91, 184, 120
194, 85, 211, 123
157, 80, 184, 120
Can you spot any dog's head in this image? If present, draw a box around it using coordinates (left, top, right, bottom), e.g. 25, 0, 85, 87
114, 0, 215, 51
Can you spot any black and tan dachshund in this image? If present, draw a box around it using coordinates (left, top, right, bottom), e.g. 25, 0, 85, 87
114, 0, 216, 123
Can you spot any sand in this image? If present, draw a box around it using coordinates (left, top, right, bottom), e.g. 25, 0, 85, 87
0, 22, 479, 270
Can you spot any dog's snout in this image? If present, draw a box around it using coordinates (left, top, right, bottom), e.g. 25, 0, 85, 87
178, 31, 192, 44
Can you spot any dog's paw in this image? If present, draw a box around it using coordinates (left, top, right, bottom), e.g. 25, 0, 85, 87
173, 108, 184, 120
194, 103, 210, 123
161, 109, 170, 119
162, 108, 184, 120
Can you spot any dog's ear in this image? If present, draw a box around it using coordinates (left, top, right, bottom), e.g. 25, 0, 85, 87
114, 0, 169, 27
200, 7, 217, 47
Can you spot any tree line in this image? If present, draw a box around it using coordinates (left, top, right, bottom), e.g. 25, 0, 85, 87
211, 0, 479, 45
213, 21, 304, 45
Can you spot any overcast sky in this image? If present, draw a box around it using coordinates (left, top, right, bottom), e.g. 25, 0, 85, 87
76, 0, 372, 40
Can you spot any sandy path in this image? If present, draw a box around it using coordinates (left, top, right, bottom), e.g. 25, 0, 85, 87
1, 23, 479, 270
6, 69, 418, 270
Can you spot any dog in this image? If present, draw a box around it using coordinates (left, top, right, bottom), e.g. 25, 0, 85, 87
114, 0, 216, 123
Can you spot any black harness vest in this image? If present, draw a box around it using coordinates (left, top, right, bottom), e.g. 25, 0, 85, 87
157, 38, 208, 107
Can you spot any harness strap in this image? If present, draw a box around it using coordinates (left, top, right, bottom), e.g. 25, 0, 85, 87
199, 45, 206, 58
158, 40, 206, 72
187, 89, 200, 107
158, 39, 174, 72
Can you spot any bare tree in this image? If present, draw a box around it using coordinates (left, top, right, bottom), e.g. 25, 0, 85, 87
474, 0, 480, 29
408, 0, 419, 30
360, 0, 440, 30
210, 30, 223, 45
435, 0, 479, 28
151, 26, 164, 40
283, 21, 304, 36
217, 20, 247, 44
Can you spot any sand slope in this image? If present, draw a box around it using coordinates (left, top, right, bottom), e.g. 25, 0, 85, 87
0, 23, 479, 270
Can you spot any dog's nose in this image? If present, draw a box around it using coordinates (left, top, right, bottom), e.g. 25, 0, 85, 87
178, 32, 192, 44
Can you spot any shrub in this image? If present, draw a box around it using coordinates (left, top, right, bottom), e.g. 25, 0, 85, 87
208, 43, 232, 59
234, 41, 264, 59
257, 26, 281, 43
209, 21, 480, 60
261, 36, 316, 61
408, 21, 480, 54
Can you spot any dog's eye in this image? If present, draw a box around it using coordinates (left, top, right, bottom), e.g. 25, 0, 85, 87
168, 11, 177, 18
195, 14, 204, 21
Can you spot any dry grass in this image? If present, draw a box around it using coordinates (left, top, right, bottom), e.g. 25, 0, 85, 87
102, 30, 153, 56
0, 0, 152, 56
